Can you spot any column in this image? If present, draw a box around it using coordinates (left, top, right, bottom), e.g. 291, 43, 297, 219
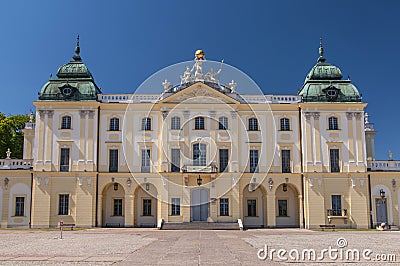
87, 111, 95, 170
313, 112, 321, 170
230, 110, 239, 172
79, 111, 87, 170
124, 194, 134, 227
354, 113, 363, 164
45, 110, 54, 171
304, 112, 313, 171
266, 193, 276, 227
183, 111, 190, 167
346, 112, 355, 167
298, 195, 304, 229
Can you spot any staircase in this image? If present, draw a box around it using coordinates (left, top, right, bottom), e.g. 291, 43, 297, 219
161, 222, 240, 230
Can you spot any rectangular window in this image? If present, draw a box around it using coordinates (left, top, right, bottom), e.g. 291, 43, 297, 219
171, 198, 180, 216
248, 118, 258, 131
142, 118, 151, 131
143, 199, 152, 216
171, 148, 180, 172
278, 199, 288, 216
331, 195, 342, 216
58, 194, 69, 215
171, 117, 181, 130
195, 117, 205, 130
193, 143, 207, 166
218, 117, 228, 130
109, 149, 118, 172
15, 197, 25, 216
247, 199, 257, 217
220, 198, 229, 216
219, 149, 229, 172
280, 118, 290, 131
60, 148, 70, 172
61, 116, 71, 129
249, 150, 259, 173
330, 149, 340, 172
113, 199, 123, 216
281, 150, 291, 173
141, 149, 151, 173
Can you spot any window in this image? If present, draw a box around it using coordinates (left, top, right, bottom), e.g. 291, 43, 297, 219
218, 117, 228, 130
171, 148, 180, 172
141, 117, 151, 131
247, 199, 256, 217
278, 200, 288, 216
113, 199, 123, 216
109, 149, 118, 172
143, 199, 152, 216
328, 117, 339, 130
219, 149, 229, 172
195, 116, 205, 130
280, 118, 290, 131
193, 143, 206, 166
171, 117, 181, 130
220, 198, 229, 216
60, 148, 70, 172
249, 150, 259, 173
330, 149, 340, 172
141, 149, 151, 173
109, 117, 120, 131
58, 194, 69, 215
331, 195, 342, 216
281, 150, 291, 173
248, 118, 258, 131
171, 198, 180, 216
61, 116, 71, 129
15, 197, 25, 216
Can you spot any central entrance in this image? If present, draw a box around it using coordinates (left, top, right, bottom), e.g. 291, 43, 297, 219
191, 188, 209, 222
375, 198, 388, 225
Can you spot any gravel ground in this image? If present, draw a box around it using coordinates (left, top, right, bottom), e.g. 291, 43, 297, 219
0, 228, 398, 265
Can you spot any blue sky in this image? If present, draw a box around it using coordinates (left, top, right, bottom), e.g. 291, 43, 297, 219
0, 0, 398, 160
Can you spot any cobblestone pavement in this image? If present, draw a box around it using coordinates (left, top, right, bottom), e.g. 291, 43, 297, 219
0, 228, 399, 265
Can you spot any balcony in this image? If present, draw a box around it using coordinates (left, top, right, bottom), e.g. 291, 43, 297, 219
0, 159, 33, 170
327, 209, 348, 223
182, 164, 218, 173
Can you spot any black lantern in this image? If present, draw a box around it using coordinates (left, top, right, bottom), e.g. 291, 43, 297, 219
113, 183, 118, 191
379, 189, 385, 198
197, 175, 202, 186
283, 183, 288, 192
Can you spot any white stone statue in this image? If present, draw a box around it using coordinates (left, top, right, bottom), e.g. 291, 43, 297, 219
6, 148, 11, 159
162, 79, 172, 92
191, 59, 204, 80
228, 80, 237, 93
181, 66, 192, 84
29, 112, 34, 123
389, 150, 393, 161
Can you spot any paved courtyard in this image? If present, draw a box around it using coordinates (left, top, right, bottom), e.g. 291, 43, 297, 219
0, 228, 398, 265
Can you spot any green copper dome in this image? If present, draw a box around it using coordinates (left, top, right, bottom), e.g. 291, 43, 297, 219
38, 36, 101, 101
298, 38, 361, 103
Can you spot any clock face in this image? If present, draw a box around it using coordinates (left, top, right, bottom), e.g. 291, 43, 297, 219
62, 87, 72, 96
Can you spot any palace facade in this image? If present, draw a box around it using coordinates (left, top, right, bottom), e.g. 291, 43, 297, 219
0, 40, 399, 229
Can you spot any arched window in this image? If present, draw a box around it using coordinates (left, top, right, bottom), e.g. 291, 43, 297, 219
218, 116, 228, 130
195, 116, 205, 130
328, 116, 339, 130
61, 116, 71, 129
109, 117, 120, 131
248, 117, 258, 131
171, 117, 181, 130
280, 118, 290, 131
142, 117, 151, 131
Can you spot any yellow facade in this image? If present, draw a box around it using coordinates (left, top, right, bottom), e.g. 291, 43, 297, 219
0, 45, 398, 230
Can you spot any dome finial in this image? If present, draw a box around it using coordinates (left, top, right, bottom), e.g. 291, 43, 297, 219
317, 36, 326, 63
73, 34, 82, 61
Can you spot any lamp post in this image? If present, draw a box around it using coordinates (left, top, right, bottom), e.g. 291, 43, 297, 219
283, 183, 287, 192
379, 189, 385, 198
197, 175, 202, 186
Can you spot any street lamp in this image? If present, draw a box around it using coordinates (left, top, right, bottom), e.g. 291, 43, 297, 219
283, 183, 288, 192
197, 175, 202, 186
379, 189, 385, 198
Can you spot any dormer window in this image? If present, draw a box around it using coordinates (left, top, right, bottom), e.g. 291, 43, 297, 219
323, 85, 340, 101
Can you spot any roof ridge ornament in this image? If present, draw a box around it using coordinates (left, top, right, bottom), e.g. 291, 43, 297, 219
317, 36, 326, 63
73, 35, 82, 62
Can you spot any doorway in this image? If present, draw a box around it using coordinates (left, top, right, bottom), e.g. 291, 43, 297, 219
191, 188, 209, 222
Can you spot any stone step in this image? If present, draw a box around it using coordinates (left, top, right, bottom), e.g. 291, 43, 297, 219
161, 222, 239, 230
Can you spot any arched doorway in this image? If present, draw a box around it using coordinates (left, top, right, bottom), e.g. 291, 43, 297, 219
191, 187, 209, 222
134, 184, 158, 227
275, 183, 300, 228
102, 183, 125, 227
242, 184, 266, 228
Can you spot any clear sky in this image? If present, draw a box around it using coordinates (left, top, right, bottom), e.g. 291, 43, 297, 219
0, 0, 398, 160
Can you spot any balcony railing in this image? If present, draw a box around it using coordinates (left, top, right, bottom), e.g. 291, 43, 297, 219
0, 159, 33, 170
182, 164, 218, 173
327, 209, 347, 217
368, 160, 400, 171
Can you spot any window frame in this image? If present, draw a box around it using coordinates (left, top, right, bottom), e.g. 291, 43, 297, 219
109, 117, 120, 131
249, 149, 259, 173
171, 198, 181, 216
171, 116, 181, 130
330, 148, 340, 172
58, 194, 70, 216
218, 116, 228, 130
61, 115, 72, 129
331, 195, 342, 216
60, 147, 70, 172
141, 149, 151, 173
142, 198, 152, 216
113, 198, 123, 216
171, 148, 180, 172
109, 149, 119, 173
194, 116, 205, 130
281, 149, 291, 173
278, 199, 288, 217
328, 116, 339, 130
247, 199, 257, 217
193, 143, 207, 166
248, 117, 259, 131
219, 149, 229, 172
280, 117, 290, 131
141, 117, 152, 131
15, 196, 25, 217
219, 198, 229, 216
